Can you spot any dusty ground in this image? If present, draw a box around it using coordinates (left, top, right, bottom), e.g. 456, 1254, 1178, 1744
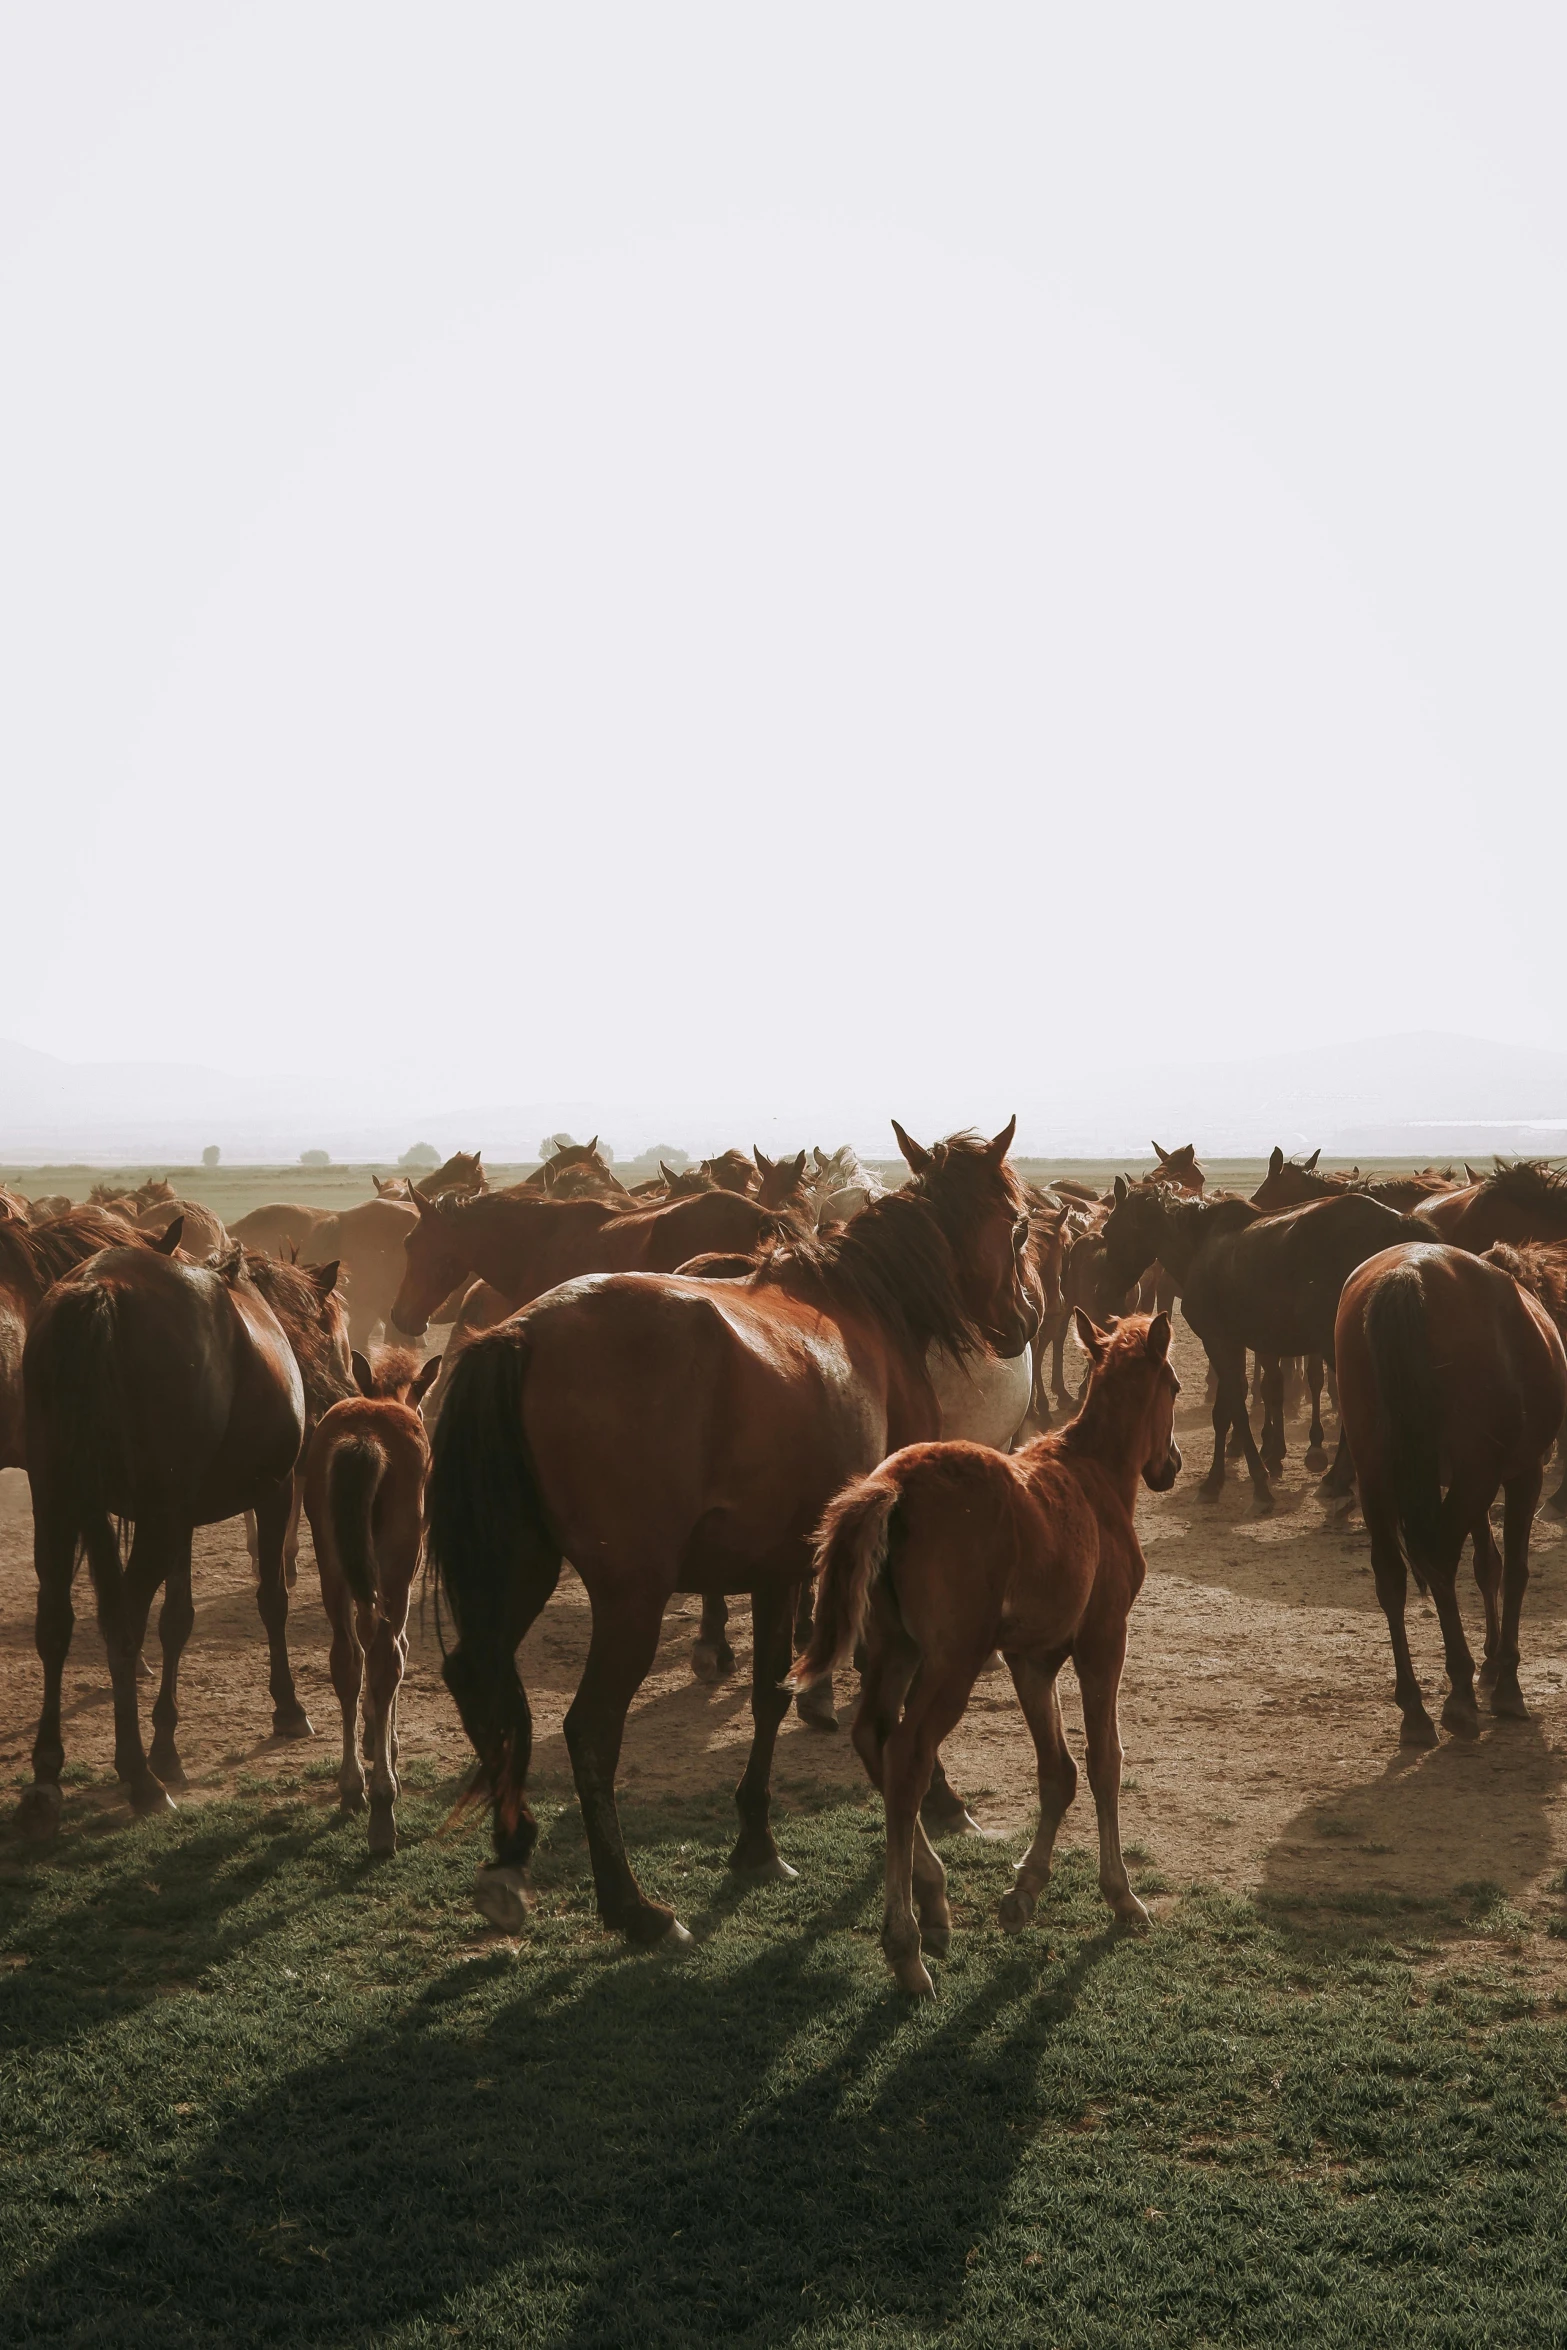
5, 1310, 1567, 1937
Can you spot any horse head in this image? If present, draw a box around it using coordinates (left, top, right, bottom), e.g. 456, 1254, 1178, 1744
894, 1115, 1039, 1358
390, 1187, 473, 1338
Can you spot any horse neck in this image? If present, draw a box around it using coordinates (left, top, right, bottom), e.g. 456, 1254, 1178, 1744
463, 1193, 612, 1286
1061, 1367, 1151, 1504
0, 1222, 47, 1309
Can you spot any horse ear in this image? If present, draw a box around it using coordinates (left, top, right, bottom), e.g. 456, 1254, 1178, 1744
542, 1160, 557, 1192
1152, 1140, 1169, 1163
154, 1215, 184, 1256
409, 1353, 442, 1410
660, 1161, 676, 1183
891, 1120, 934, 1176
985, 1115, 1017, 1165
410, 1182, 436, 1213
790, 1150, 807, 1181
1113, 1175, 1128, 1207
586, 1136, 599, 1156
754, 1147, 773, 1176
310, 1259, 342, 1298
351, 1350, 375, 1397
1268, 1147, 1283, 1177
1073, 1306, 1107, 1361
1304, 1148, 1321, 1171
1146, 1311, 1172, 1363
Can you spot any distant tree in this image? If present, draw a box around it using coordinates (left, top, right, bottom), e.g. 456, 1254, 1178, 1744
539, 1132, 576, 1160
398, 1142, 440, 1170
645, 1143, 690, 1170
201, 1144, 220, 1168
300, 1148, 331, 1168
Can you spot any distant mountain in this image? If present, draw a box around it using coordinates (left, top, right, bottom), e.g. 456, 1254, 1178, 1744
3, 1030, 1566, 1166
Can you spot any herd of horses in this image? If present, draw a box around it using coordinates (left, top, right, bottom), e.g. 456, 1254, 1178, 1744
4, 1128, 1567, 1994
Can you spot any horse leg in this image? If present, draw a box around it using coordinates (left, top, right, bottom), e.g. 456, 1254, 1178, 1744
1490, 1464, 1543, 1721
254, 1477, 314, 1740
790, 1580, 837, 1729
848, 1604, 920, 1795
1075, 1634, 1149, 1927
282, 1471, 303, 1592
996, 1648, 1076, 1933
91, 1518, 177, 1815
691, 1592, 735, 1683
1304, 1355, 1328, 1471
323, 1571, 366, 1813
877, 1669, 976, 1996
563, 1585, 690, 1946
1472, 1513, 1503, 1690
1199, 1343, 1240, 1498
920, 1750, 985, 1836
18, 1496, 78, 1838
365, 1613, 409, 1856
442, 1549, 562, 1931
146, 1526, 195, 1788
1428, 1492, 1479, 1738
1364, 1498, 1435, 1746
1318, 1422, 1356, 1500
1050, 1330, 1071, 1407
1258, 1356, 1286, 1476
729, 1582, 800, 1883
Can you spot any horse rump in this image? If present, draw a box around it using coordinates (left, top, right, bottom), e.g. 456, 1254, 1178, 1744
1364, 1265, 1444, 1586
24, 1282, 130, 1566
326, 1436, 383, 1610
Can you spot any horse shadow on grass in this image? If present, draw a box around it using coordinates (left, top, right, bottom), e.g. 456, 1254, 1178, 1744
1, 1833, 1140, 2348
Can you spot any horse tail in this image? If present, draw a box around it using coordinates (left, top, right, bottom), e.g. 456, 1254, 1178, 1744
24, 1281, 130, 1587
327, 1438, 382, 1612
794, 1463, 903, 1684
425, 1327, 542, 1838
1364, 1265, 1444, 1587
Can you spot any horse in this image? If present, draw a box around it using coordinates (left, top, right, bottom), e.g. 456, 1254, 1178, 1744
0, 1206, 148, 1470
388, 1184, 788, 1339
1447, 1161, 1567, 1252
1335, 1242, 1567, 1747
702, 1147, 761, 1196
425, 1119, 1038, 1947
810, 1144, 890, 1229
17, 1237, 353, 1836
1251, 1147, 1458, 1218
302, 1343, 441, 1852
297, 1196, 415, 1349
1098, 1181, 1432, 1505
137, 1196, 227, 1258
230, 1200, 334, 1259
795, 1309, 1180, 1995
753, 1148, 813, 1222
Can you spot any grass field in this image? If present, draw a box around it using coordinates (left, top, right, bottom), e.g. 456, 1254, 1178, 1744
6, 1770, 1567, 2347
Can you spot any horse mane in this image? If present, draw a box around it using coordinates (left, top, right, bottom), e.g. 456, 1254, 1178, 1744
1485, 1240, 1567, 1331
362, 1344, 424, 1396
746, 1130, 1023, 1362
242, 1250, 355, 1420
1478, 1160, 1567, 1205
0, 1205, 141, 1297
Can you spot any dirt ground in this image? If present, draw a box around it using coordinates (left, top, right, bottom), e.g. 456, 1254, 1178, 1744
5, 1309, 1567, 1940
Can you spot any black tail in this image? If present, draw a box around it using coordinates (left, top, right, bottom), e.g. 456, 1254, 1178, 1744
327, 1438, 382, 1611
1364, 1266, 1444, 1586
426, 1327, 551, 1838
25, 1283, 129, 1533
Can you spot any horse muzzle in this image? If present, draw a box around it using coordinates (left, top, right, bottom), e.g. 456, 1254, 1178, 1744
1143, 1441, 1181, 1492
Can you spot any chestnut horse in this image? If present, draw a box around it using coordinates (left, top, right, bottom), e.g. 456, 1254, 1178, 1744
1447, 1161, 1567, 1252
389, 1185, 787, 1339
303, 1343, 441, 1852
426, 1120, 1037, 1947
796, 1309, 1180, 1994
18, 1239, 352, 1835
1336, 1243, 1566, 1747
1099, 1183, 1432, 1505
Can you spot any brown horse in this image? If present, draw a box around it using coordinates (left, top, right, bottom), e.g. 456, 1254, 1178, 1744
389, 1185, 787, 1338
1335, 1242, 1566, 1746
426, 1120, 1036, 1946
1252, 1147, 1458, 1217
302, 1343, 441, 1852
230, 1200, 333, 1258
0, 1206, 147, 1469
753, 1147, 812, 1220
796, 1309, 1180, 1994
1447, 1161, 1567, 1252
1099, 1182, 1430, 1504
17, 1239, 352, 1835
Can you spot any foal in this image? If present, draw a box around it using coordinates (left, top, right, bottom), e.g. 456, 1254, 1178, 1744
302, 1345, 440, 1853
797, 1310, 1180, 1996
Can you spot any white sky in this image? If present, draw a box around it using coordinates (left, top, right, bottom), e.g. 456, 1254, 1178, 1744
3, 6, 1564, 1127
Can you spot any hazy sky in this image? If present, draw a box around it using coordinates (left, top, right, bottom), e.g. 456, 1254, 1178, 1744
3, 6, 1564, 1123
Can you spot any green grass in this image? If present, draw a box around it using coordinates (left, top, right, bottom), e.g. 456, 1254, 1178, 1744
4, 1782, 1567, 2347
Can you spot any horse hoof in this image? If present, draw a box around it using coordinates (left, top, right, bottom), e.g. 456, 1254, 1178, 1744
148, 1754, 188, 1791
690, 1642, 734, 1685
1197, 1479, 1224, 1504
1112, 1894, 1152, 1931
128, 1777, 177, 1818
339, 1785, 368, 1816
135, 1652, 154, 1682
1477, 1659, 1500, 1691
890, 1954, 936, 1999
920, 1796, 980, 1838
1304, 1447, 1328, 1472
920, 1923, 951, 1959
1251, 1486, 1275, 1515
16, 1783, 63, 1841
473, 1865, 533, 1932
272, 1709, 315, 1742
997, 1888, 1035, 1934
658, 1917, 695, 1951
1441, 1696, 1480, 1740
367, 1803, 398, 1857
1400, 1713, 1440, 1750
795, 1680, 839, 1733
728, 1850, 799, 1884
1491, 1684, 1530, 1722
